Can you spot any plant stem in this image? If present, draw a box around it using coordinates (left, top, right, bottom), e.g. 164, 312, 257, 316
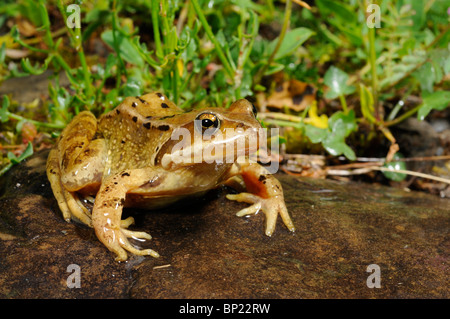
78, 50, 93, 96
56, 0, 93, 99
74, 27, 93, 98
112, 0, 127, 83
172, 60, 179, 104
254, 0, 292, 84
151, 0, 164, 59
339, 95, 349, 113
368, 18, 379, 118
160, 0, 171, 40
384, 103, 422, 127
6, 111, 66, 129
191, 0, 235, 82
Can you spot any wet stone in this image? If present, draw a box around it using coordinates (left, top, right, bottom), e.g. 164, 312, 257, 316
0, 150, 448, 298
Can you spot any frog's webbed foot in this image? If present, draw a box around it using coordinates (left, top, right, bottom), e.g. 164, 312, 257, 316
95, 215, 159, 262
226, 192, 295, 236
117, 226, 160, 261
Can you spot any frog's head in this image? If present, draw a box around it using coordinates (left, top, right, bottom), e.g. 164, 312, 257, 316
157, 99, 262, 170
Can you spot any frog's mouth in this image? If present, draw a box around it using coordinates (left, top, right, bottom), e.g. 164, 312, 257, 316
160, 127, 262, 169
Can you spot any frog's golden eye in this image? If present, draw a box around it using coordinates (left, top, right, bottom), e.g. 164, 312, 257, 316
195, 112, 220, 135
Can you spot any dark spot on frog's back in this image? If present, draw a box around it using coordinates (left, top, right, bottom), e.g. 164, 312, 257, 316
161, 103, 169, 108
158, 125, 170, 131
159, 114, 175, 120
121, 172, 130, 177
156, 92, 163, 98
132, 116, 138, 122
143, 122, 151, 129
136, 96, 147, 104
258, 175, 267, 182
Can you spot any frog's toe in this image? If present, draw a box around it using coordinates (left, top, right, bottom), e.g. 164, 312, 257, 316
121, 228, 152, 240
227, 192, 262, 217
119, 228, 159, 260
111, 230, 160, 261
120, 243, 160, 260
120, 216, 135, 228
226, 193, 259, 205
235, 202, 262, 217
226, 192, 295, 236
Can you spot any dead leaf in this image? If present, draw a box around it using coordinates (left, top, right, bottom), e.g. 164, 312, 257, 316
6, 48, 29, 59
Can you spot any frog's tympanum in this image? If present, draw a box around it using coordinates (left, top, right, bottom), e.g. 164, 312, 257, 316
47, 93, 295, 261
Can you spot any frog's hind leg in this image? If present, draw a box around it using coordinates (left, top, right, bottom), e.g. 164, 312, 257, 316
62, 188, 93, 226
47, 148, 72, 222
47, 148, 93, 226
48, 111, 105, 227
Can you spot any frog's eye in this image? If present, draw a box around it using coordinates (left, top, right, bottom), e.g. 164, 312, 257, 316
195, 112, 220, 135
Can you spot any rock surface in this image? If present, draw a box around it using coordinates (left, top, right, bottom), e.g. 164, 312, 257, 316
0, 150, 448, 298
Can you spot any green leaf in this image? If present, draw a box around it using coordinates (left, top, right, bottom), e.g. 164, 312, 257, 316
328, 110, 357, 137
359, 84, 376, 123
101, 30, 145, 68
122, 80, 142, 97
262, 62, 285, 76
323, 66, 355, 99
304, 124, 328, 143
417, 91, 450, 120
316, 0, 357, 23
304, 110, 357, 160
323, 113, 356, 161
1, 95, 10, 123
7, 142, 34, 165
18, 141, 34, 161
21, 58, 46, 75
0, 42, 6, 64
122, 68, 143, 97
104, 52, 118, 76
414, 62, 435, 93
382, 153, 407, 181
268, 27, 314, 60
409, 0, 426, 30
323, 138, 356, 160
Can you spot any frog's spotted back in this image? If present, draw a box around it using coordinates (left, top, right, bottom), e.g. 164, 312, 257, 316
124, 92, 182, 119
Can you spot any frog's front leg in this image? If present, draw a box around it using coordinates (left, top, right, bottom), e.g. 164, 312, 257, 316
225, 162, 295, 236
92, 169, 160, 261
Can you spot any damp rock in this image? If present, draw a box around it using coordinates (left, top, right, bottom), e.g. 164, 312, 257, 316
0, 150, 448, 298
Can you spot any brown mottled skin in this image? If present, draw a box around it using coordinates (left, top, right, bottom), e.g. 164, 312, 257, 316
47, 93, 295, 261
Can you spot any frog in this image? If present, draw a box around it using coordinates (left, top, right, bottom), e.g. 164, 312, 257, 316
46, 92, 295, 261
